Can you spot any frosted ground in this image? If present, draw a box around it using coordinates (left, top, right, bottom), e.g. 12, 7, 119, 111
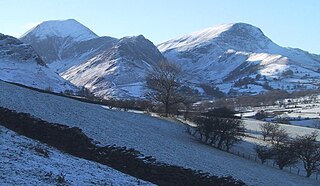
0, 126, 152, 186
239, 97, 320, 128
0, 81, 318, 185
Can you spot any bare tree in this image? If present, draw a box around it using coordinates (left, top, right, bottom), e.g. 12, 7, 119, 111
78, 86, 94, 98
269, 123, 281, 141
260, 122, 283, 142
146, 60, 183, 116
194, 110, 245, 152
258, 123, 295, 169
255, 144, 273, 164
272, 127, 289, 145
219, 118, 245, 152
194, 116, 216, 144
260, 122, 274, 141
294, 131, 320, 177
180, 86, 200, 120
272, 142, 298, 170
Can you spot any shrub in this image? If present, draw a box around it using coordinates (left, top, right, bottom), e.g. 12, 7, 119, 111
34, 145, 49, 158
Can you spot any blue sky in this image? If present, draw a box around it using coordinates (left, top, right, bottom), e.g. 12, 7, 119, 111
0, 0, 319, 54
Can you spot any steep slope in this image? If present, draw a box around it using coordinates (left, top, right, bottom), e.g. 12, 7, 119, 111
0, 126, 153, 186
62, 35, 165, 98
158, 23, 320, 96
48, 36, 118, 73
0, 33, 76, 92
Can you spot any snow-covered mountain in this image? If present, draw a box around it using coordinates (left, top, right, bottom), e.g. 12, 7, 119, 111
158, 23, 320, 96
21, 20, 320, 99
21, 19, 98, 42
0, 33, 76, 92
21, 19, 164, 99
20, 19, 117, 73
61, 35, 165, 98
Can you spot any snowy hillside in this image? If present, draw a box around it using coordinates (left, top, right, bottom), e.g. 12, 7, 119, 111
61, 35, 165, 98
0, 33, 76, 92
40, 36, 118, 76
0, 80, 318, 186
0, 125, 152, 186
158, 23, 320, 96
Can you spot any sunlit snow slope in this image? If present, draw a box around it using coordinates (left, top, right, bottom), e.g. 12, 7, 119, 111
158, 23, 320, 95
0, 33, 76, 92
0, 125, 153, 186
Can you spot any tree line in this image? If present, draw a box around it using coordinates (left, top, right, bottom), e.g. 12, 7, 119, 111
256, 122, 320, 177
185, 108, 245, 152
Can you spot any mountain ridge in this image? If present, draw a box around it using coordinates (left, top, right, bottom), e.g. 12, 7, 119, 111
61, 34, 165, 99
158, 22, 320, 96
0, 33, 77, 92
20, 19, 320, 98
20, 19, 165, 98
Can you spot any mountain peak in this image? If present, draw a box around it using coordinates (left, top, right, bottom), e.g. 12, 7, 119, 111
114, 34, 165, 64
185, 22, 265, 41
158, 22, 274, 53
119, 34, 146, 42
220, 22, 266, 38
20, 19, 98, 42
118, 35, 156, 49
226, 22, 261, 29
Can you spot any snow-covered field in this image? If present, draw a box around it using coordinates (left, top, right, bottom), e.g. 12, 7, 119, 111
239, 96, 320, 129
0, 125, 152, 186
0, 81, 319, 185
244, 118, 320, 139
